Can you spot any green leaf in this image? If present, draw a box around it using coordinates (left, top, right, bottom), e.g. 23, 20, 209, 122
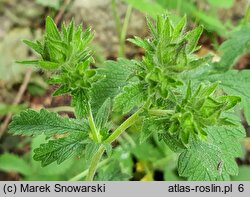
178, 125, 245, 180
95, 98, 111, 129
85, 142, 100, 161
9, 109, 88, 137
140, 117, 163, 143
95, 160, 131, 181
52, 84, 70, 96
208, 70, 250, 124
31, 135, 76, 177
23, 39, 43, 54
16, 60, 39, 65
0, 153, 31, 176
33, 132, 87, 166
45, 16, 61, 40
114, 82, 147, 114
160, 132, 186, 152
90, 58, 136, 114
214, 25, 250, 70
132, 142, 163, 162
185, 26, 203, 53
38, 60, 60, 69
71, 89, 88, 119
128, 36, 153, 51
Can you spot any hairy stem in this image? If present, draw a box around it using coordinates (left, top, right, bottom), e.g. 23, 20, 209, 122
148, 109, 174, 116
119, 5, 132, 57
105, 109, 142, 143
85, 101, 151, 181
85, 145, 105, 181
111, 0, 132, 57
70, 157, 109, 181
88, 111, 100, 143
87, 102, 100, 143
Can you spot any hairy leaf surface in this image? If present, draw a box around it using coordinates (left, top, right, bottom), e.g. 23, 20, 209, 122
33, 132, 87, 166
90, 58, 136, 114
208, 70, 250, 124
114, 82, 147, 114
9, 109, 88, 136
214, 25, 250, 71
178, 125, 245, 180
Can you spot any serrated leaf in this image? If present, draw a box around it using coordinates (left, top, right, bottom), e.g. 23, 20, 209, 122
140, 117, 162, 143
9, 109, 88, 137
160, 132, 186, 152
33, 132, 87, 166
71, 89, 88, 119
178, 125, 245, 180
114, 82, 147, 114
52, 84, 70, 96
90, 58, 136, 114
31, 135, 76, 177
214, 25, 250, 71
95, 160, 131, 181
95, 98, 111, 129
208, 70, 250, 124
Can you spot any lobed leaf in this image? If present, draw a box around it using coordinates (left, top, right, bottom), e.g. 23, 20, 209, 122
114, 82, 147, 114
90, 58, 136, 114
9, 109, 89, 137
95, 98, 111, 129
178, 125, 245, 180
208, 70, 250, 124
33, 132, 87, 166
214, 24, 250, 71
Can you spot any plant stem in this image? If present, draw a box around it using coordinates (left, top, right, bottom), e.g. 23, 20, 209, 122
70, 157, 109, 181
148, 109, 174, 116
105, 109, 141, 143
243, 3, 250, 25
112, 0, 122, 42
85, 145, 105, 181
111, 0, 132, 57
87, 102, 100, 143
85, 101, 151, 181
119, 5, 132, 57
88, 111, 100, 143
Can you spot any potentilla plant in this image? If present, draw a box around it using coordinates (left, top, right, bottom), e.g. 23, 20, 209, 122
9, 15, 246, 181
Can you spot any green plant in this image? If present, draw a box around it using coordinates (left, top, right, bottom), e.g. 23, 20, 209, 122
9, 14, 247, 181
